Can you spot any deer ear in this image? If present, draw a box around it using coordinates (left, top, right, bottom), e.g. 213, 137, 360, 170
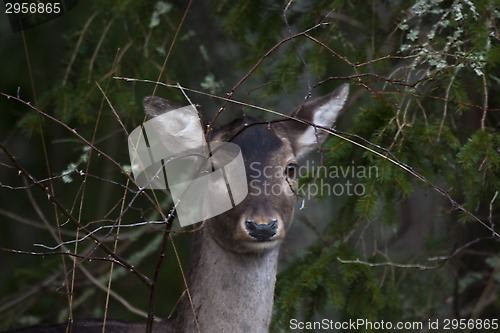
142, 96, 206, 152
143, 96, 183, 117
285, 84, 349, 159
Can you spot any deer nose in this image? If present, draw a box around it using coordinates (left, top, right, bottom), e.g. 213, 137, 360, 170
245, 219, 278, 241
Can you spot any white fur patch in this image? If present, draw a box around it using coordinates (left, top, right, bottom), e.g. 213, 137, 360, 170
296, 85, 348, 158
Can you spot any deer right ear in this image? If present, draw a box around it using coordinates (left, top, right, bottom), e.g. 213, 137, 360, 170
284, 84, 349, 159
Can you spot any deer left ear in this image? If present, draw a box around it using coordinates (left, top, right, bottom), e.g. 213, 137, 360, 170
284, 84, 349, 159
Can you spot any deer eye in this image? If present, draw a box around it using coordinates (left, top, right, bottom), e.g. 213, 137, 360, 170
284, 163, 299, 180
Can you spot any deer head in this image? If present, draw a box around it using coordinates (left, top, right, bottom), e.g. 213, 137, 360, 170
142, 84, 349, 255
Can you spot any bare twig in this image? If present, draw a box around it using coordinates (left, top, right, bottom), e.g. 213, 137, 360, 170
337, 257, 444, 270
0, 142, 152, 286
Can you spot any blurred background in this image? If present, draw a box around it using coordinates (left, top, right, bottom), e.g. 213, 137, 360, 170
0, 0, 499, 331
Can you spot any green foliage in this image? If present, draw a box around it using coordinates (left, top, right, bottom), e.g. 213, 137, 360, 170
16, 1, 187, 136
1, 1, 196, 328
16, 112, 45, 136
228, 0, 500, 327
272, 243, 406, 332
458, 130, 500, 170
2, 0, 500, 329
486, 44, 500, 69
457, 129, 500, 220
210, 0, 363, 94
271, 243, 345, 332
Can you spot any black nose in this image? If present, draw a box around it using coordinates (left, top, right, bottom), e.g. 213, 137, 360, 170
245, 219, 278, 241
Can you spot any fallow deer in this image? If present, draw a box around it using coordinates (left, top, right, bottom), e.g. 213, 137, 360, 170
3, 84, 349, 333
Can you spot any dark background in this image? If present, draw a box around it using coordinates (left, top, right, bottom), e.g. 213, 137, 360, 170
0, 0, 499, 331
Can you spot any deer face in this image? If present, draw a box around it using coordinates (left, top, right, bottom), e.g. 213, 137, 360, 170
142, 84, 348, 254
205, 120, 299, 253
205, 84, 349, 254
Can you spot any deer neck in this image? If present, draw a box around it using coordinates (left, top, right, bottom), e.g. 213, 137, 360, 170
168, 226, 279, 333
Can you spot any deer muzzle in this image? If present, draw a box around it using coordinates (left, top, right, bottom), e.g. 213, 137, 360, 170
244, 219, 278, 241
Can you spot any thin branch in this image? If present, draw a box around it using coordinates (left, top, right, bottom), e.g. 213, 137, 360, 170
79, 260, 152, 320
209, 23, 330, 128
0, 247, 126, 267
112, 78, 498, 241
480, 72, 488, 129
33, 221, 166, 250
63, 12, 98, 86
337, 257, 443, 270
437, 68, 457, 141
0, 142, 152, 287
